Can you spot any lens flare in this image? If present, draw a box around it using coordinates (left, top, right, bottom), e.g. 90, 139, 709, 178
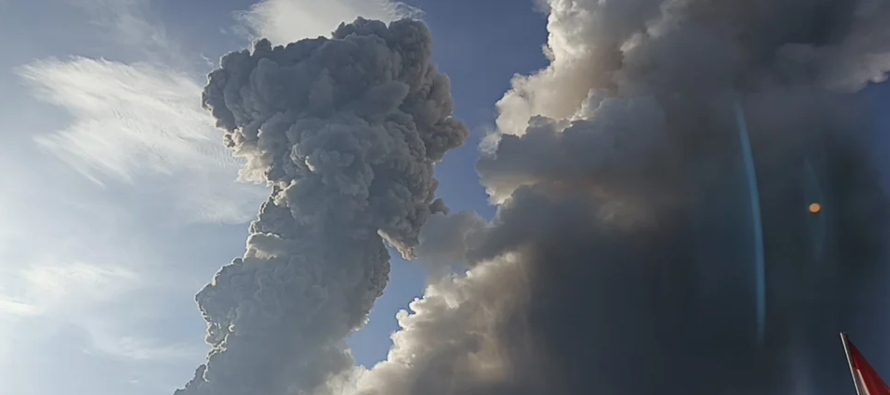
734, 99, 766, 347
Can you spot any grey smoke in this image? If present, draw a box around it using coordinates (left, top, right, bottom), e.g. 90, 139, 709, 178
355, 1, 890, 395
176, 17, 467, 395
414, 211, 488, 268
477, 94, 670, 204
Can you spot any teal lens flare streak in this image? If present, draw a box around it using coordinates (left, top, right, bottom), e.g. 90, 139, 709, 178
733, 99, 766, 347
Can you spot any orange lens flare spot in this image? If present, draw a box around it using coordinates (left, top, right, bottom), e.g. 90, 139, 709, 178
809, 203, 821, 213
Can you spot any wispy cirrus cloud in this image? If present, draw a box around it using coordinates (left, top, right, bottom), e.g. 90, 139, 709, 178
3, 2, 257, 392
69, 0, 183, 62
18, 57, 266, 224
0, 256, 182, 356
15, 262, 137, 313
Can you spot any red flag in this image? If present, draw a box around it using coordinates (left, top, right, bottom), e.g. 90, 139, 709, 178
842, 333, 890, 395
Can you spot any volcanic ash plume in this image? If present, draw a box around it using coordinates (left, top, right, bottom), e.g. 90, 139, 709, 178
358, 1, 890, 395
175, 18, 467, 395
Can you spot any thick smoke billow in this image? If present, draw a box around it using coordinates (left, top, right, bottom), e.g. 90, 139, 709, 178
357, 1, 890, 394
414, 211, 488, 268
176, 18, 467, 395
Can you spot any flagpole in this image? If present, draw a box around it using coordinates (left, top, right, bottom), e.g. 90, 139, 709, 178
841, 332, 864, 395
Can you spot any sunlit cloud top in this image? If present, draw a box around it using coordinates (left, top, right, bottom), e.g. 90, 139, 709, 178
235, 0, 423, 44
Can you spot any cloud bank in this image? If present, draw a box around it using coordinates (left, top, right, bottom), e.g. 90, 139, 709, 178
353, 1, 890, 394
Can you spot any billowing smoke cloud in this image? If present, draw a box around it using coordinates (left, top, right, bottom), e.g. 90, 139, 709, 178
414, 211, 488, 268
356, 1, 890, 394
175, 18, 468, 395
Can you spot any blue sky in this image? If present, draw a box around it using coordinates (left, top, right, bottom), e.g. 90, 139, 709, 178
0, 1, 547, 394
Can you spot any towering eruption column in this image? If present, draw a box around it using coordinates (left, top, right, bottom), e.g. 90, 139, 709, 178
176, 18, 468, 395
